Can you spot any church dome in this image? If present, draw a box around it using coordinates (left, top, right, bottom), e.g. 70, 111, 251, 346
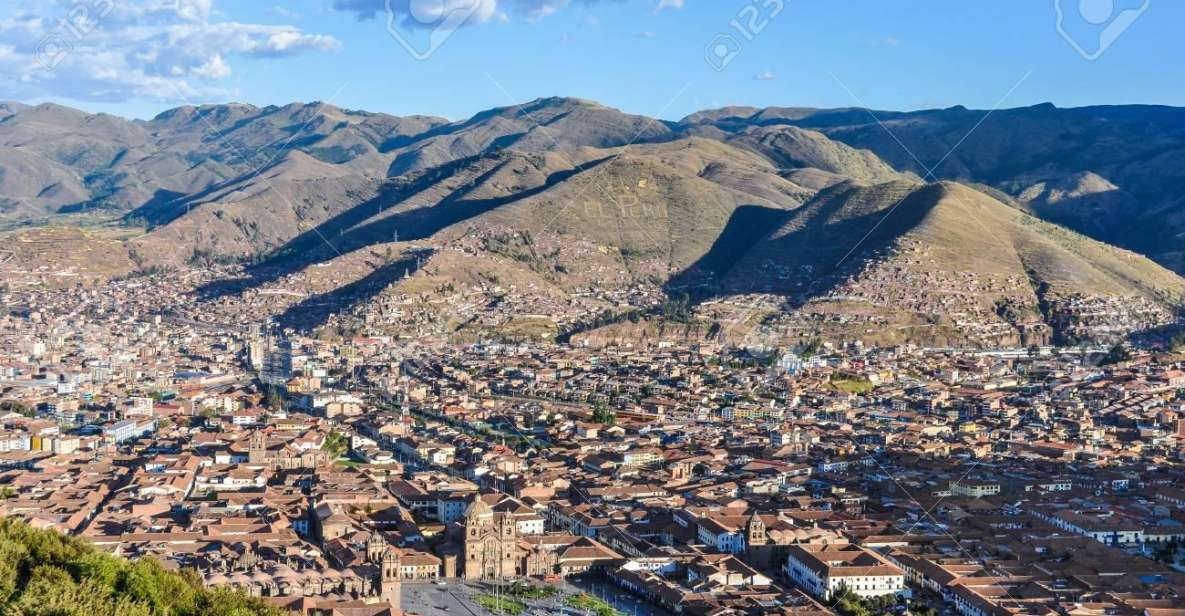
464, 497, 493, 519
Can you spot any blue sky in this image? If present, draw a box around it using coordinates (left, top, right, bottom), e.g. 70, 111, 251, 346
3, 0, 1183, 121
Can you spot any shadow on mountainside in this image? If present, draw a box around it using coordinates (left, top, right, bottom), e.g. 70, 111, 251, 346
274, 250, 429, 331
664, 183, 941, 311
665, 204, 794, 300
554, 190, 937, 346
301, 155, 614, 264
663, 181, 1185, 347
194, 154, 613, 305
1128, 310, 1185, 349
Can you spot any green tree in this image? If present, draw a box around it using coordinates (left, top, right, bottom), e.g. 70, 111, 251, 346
322, 432, 350, 459
799, 338, 823, 360
1101, 342, 1131, 366
662, 294, 692, 323
0, 401, 34, 418
831, 587, 900, 616
0, 518, 289, 616
591, 402, 616, 426
73, 551, 123, 589
264, 388, 284, 413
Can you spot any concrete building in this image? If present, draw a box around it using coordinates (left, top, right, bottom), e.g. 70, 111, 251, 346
784, 543, 907, 600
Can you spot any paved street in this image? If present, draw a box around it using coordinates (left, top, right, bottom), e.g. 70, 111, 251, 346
400, 578, 673, 616
403, 581, 481, 616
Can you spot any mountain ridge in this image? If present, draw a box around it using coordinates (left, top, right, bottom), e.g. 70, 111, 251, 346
1, 96, 1183, 347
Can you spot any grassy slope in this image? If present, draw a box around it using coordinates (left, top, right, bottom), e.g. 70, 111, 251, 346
713, 181, 1185, 347
728, 180, 1185, 300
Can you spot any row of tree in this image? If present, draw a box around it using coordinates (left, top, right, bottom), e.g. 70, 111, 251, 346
832, 588, 930, 616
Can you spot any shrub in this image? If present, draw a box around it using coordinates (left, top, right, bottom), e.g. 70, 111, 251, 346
0, 518, 290, 616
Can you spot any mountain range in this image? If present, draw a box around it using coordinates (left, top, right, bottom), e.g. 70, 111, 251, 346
1, 96, 1183, 347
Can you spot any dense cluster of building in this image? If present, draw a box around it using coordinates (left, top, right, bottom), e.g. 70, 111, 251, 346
2, 267, 1185, 616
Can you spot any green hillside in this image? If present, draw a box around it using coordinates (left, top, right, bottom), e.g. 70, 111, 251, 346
0, 518, 288, 616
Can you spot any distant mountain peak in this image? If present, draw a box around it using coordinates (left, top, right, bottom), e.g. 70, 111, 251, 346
2, 96, 1184, 348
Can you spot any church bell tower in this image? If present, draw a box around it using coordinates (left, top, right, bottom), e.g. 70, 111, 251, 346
382, 548, 402, 609
248, 430, 267, 464
746, 513, 767, 548
367, 531, 385, 564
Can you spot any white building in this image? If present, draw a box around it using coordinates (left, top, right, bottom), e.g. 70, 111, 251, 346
949, 479, 1001, 498
784, 543, 907, 600
696, 517, 747, 554
127, 396, 155, 418
1029, 508, 1145, 546
516, 515, 545, 536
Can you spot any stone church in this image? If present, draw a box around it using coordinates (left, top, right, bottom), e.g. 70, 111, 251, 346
462, 497, 520, 579
247, 429, 326, 469
455, 495, 623, 581
202, 533, 402, 611
368, 532, 404, 608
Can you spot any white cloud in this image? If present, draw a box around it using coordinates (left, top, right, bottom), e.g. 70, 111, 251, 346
753, 70, 776, 81
0, 0, 340, 103
176, 0, 213, 23
191, 53, 230, 79
253, 29, 339, 55
334, 0, 625, 25
516, 0, 565, 21
333, 0, 497, 22
654, 0, 684, 13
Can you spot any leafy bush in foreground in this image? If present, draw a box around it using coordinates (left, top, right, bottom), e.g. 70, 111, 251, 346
0, 517, 290, 616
